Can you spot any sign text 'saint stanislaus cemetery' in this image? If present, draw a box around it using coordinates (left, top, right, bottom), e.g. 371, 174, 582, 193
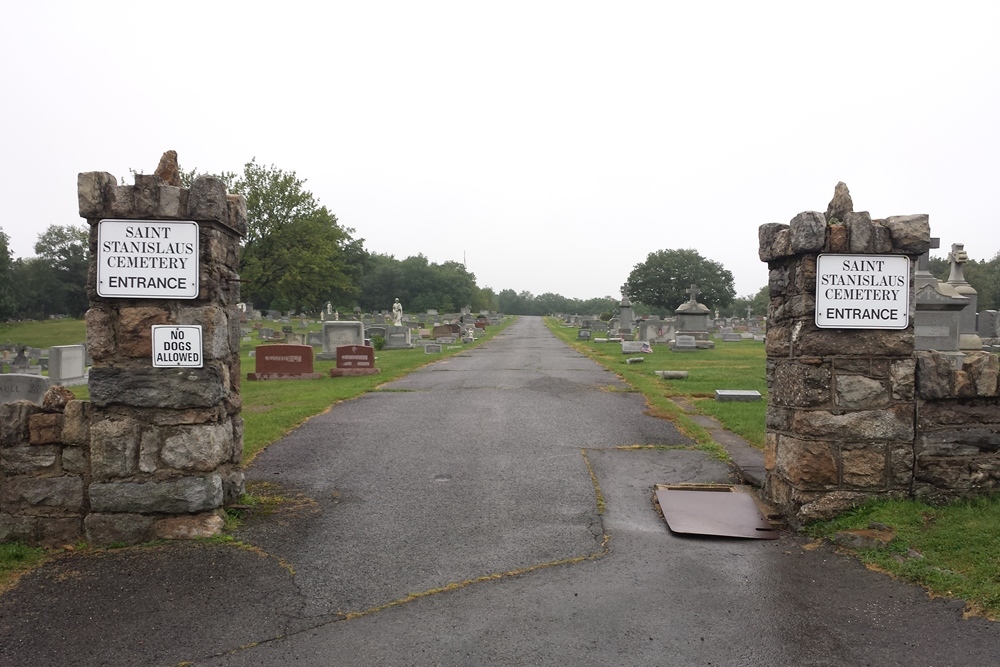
97, 219, 199, 299
815, 254, 910, 330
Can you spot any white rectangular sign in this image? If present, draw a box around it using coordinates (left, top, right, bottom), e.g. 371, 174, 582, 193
97, 219, 199, 299
815, 254, 910, 329
152, 325, 203, 367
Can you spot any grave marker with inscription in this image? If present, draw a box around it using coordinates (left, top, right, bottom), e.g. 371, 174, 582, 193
330, 345, 380, 377
248, 344, 322, 380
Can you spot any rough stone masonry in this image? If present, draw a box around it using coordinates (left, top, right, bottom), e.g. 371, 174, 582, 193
0, 152, 247, 547
760, 183, 1000, 525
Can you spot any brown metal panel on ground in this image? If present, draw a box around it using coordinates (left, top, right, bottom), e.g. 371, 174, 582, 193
655, 487, 779, 540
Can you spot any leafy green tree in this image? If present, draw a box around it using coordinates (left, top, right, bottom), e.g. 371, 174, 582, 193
0, 229, 13, 319
727, 285, 770, 319
30, 224, 90, 317
626, 248, 735, 311
221, 159, 366, 313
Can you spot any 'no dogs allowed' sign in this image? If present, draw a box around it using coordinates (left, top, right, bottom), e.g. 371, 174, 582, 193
152, 326, 203, 368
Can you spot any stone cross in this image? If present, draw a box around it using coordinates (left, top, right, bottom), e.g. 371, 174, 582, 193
686, 284, 700, 303
947, 242, 969, 285
620, 283, 630, 301
916, 237, 940, 275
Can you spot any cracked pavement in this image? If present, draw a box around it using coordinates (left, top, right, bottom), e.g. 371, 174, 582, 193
1, 316, 998, 666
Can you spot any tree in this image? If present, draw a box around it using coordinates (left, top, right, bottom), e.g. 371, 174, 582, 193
221, 159, 367, 313
31, 224, 90, 317
0, 229, 14, 318
728, 285, 770, 318
626, 249, 735, 311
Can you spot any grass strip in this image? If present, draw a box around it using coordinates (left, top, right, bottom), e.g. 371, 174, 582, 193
806, 495, 1000, 619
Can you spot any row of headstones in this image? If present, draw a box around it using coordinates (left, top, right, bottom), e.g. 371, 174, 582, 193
0, 344, 90, 384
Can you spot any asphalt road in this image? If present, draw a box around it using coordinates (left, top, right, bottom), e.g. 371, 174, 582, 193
1, 316, 997, 666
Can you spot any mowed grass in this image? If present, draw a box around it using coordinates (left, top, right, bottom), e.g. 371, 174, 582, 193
0, 318, 87, 349
545, 320, 767, 449
806, 496, 1000, 619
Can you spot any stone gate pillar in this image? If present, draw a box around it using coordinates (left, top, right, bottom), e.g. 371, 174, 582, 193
77, 156, 246, 544
758, 184, 930, 524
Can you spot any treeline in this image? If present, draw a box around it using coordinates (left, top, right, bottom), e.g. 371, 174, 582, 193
0, 226, 89, 320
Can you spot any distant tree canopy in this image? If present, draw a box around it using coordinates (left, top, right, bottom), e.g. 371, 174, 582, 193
495, 289, 619, 317
0, 224, 89, 320
626, 248, 736, 312
218, 159, 367, 313
356, 253, 493, 313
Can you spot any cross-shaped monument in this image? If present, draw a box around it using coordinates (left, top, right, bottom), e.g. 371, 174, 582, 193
686, 284, 700, 303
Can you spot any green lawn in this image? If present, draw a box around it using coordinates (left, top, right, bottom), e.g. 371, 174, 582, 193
0, 318, 87, 349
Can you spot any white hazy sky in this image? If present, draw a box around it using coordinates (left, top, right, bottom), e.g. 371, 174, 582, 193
2, 1, 998, 301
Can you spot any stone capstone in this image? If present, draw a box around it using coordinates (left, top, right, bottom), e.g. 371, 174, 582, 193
845, 211, 874, 253
883, 214, 931, 254
42, 385, 76, 413
758, 223, 791, 262
153, 149, 181, 186
89, 475, 223, 514
825, 182, 853, 224
188, 176, 228, 224
789, 211, 827, 254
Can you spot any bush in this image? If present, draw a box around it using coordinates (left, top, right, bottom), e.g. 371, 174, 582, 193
371, 335, 385, 351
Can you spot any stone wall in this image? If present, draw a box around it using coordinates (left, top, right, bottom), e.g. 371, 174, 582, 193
0, 388, 90, 547
0, 162, 247, 547
914, 350, 1000, 500
760, 192, 1000, 524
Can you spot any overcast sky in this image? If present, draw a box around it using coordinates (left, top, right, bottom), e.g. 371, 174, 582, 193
2, 1, 998, 301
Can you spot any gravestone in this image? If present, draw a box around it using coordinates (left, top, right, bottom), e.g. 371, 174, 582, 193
248, 344, 322, 380
49, 344, 88, 385
425, 344, 443, 354
621, 340, 646, 354
675, 284, 712, 337
638, 319, 675, 344
330, 344, 379, 377
722, 333, 743, 342
318, 321, 365, 359
383, 325, 413, 349
307, 332, 323, 346
431, 325, 453, 339
578, 329, 592, 340
673, 334, 697, 352
946, 243, 983, 352
0, 373, 49, 405
715, 389, 762, 402
914, 238, 967, 369
367, 326, 387, 340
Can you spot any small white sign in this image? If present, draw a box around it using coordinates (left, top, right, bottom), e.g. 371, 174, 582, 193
152, 325, 203, 368
97, 219, 199, 299
815, 254, 910, 330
